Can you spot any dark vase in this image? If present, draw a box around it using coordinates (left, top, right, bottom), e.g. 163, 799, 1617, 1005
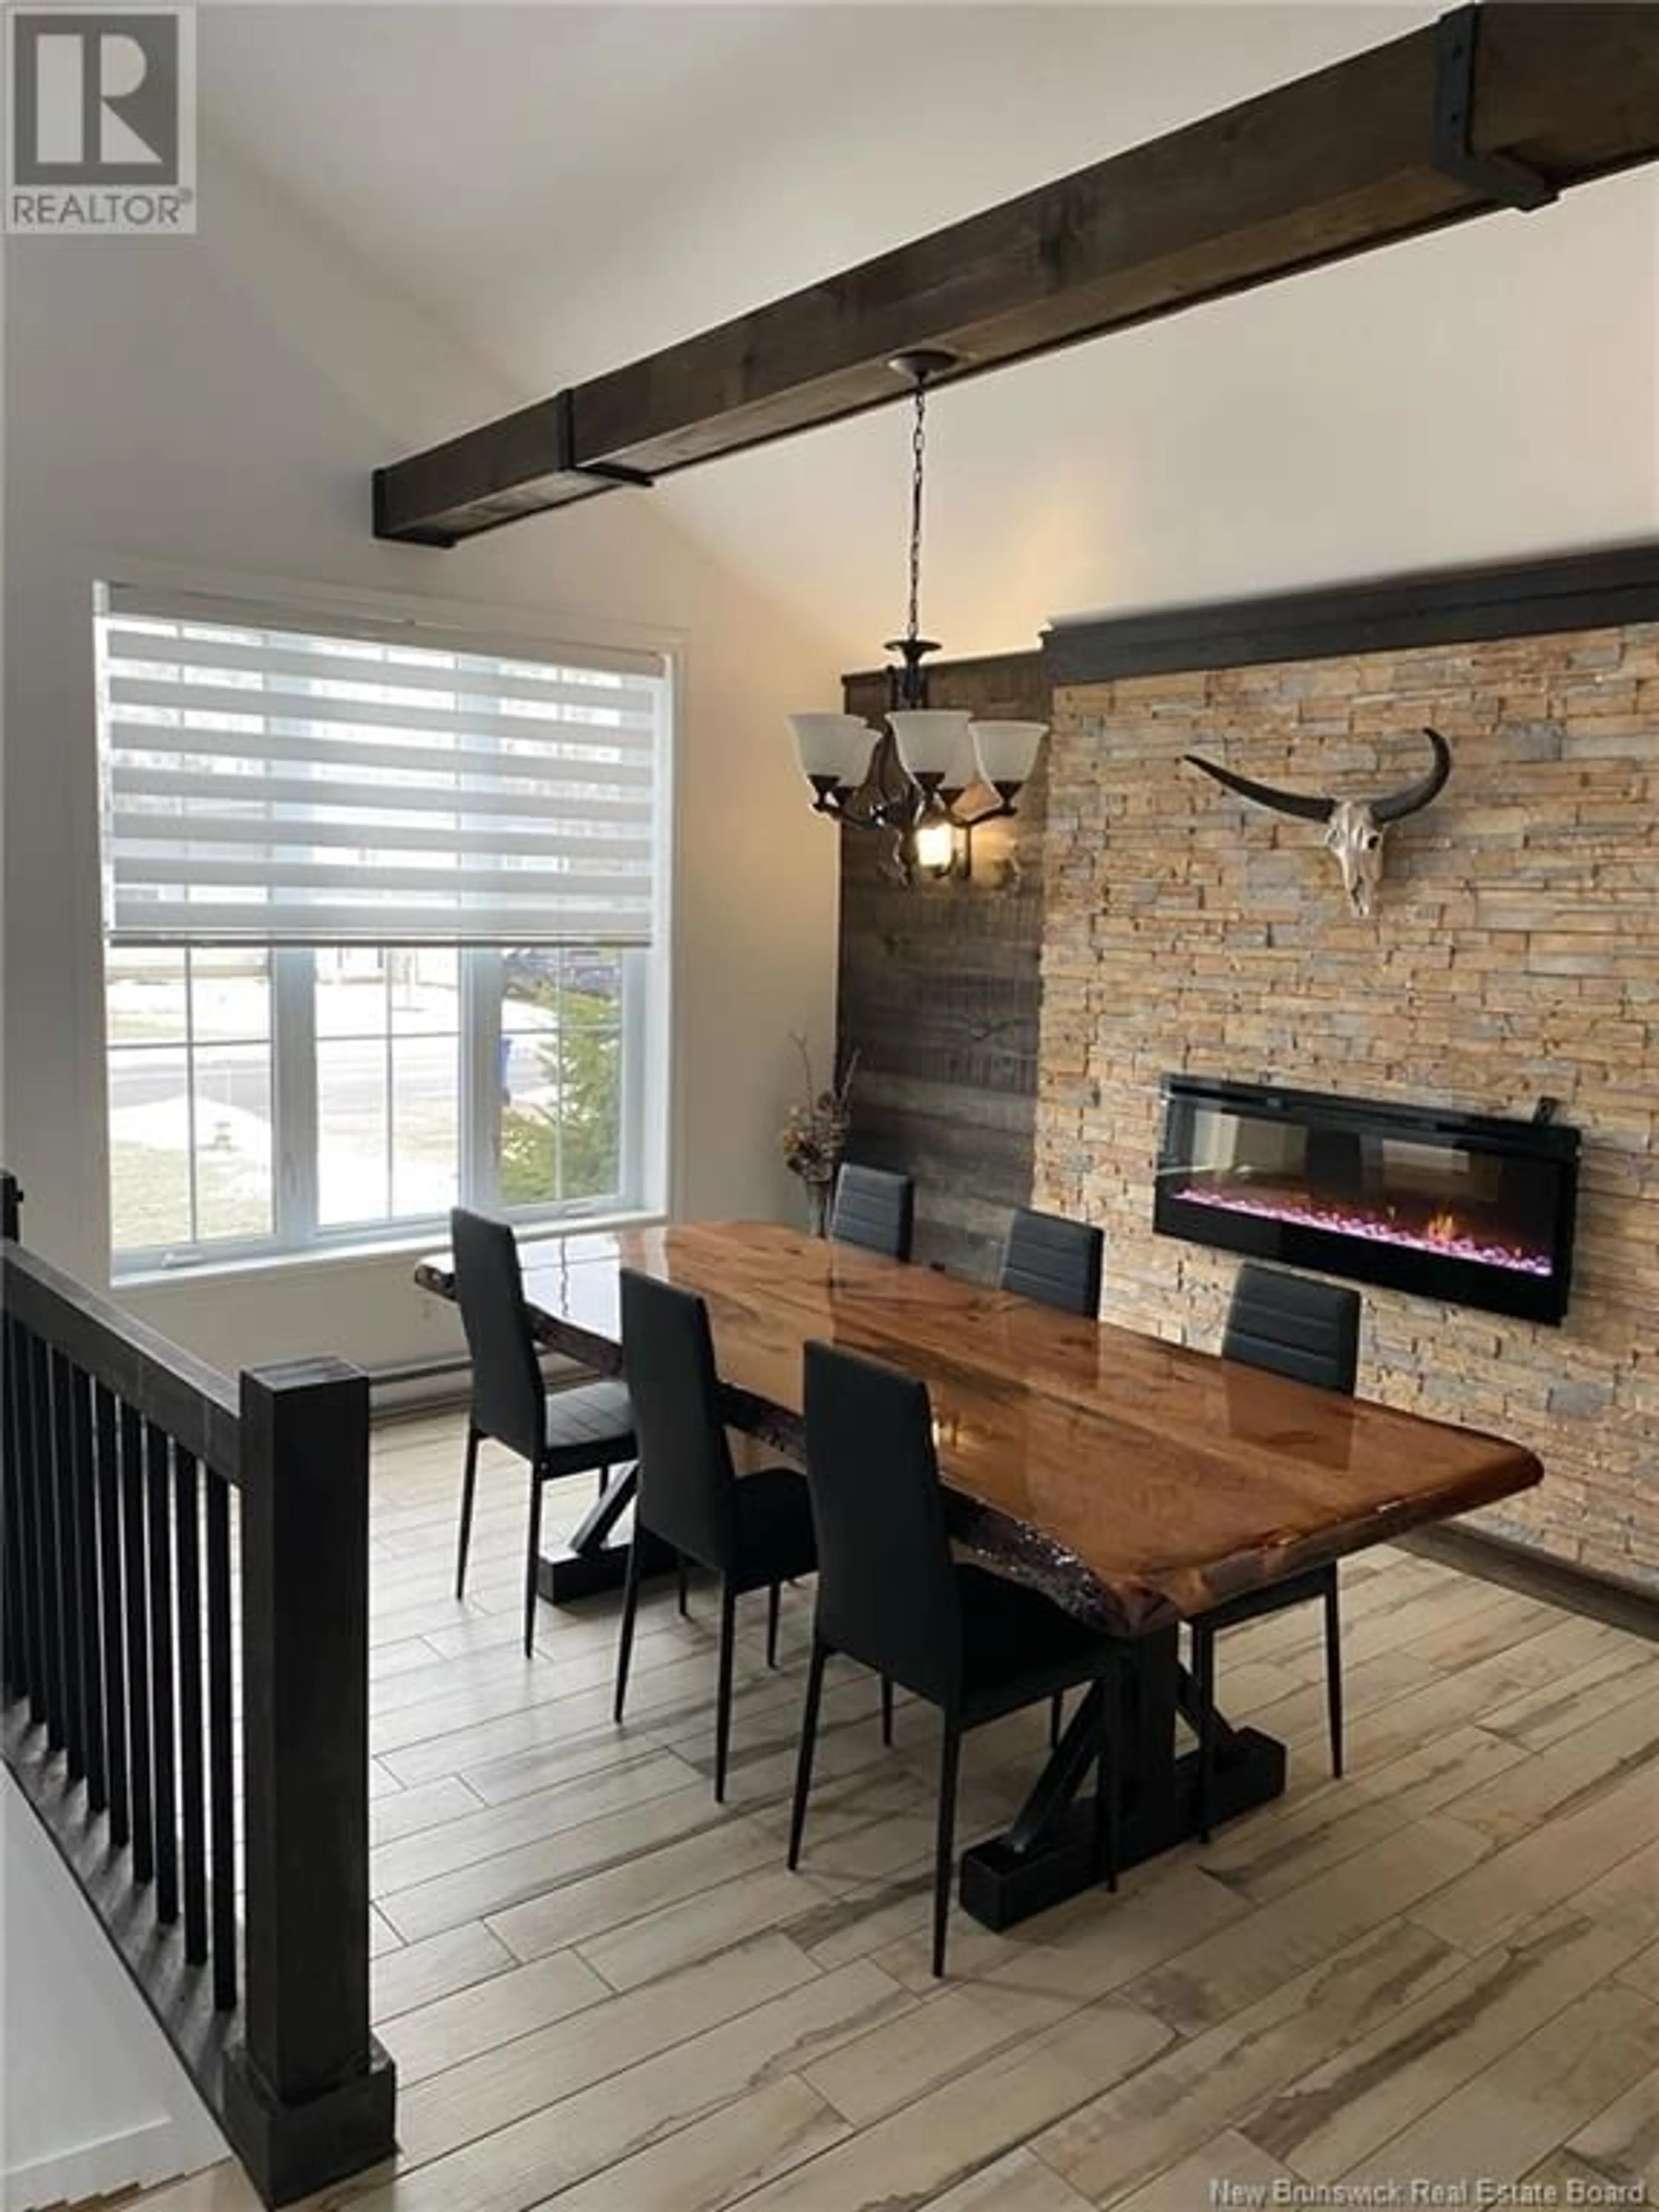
805, 1179, 831, 1239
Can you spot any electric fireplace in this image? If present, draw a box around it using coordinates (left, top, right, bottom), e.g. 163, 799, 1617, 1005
1154, 1076, 1580, 1325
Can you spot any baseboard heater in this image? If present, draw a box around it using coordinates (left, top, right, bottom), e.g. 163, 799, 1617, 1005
368, 1354, 472, 1392
366, 1351, 586, 1414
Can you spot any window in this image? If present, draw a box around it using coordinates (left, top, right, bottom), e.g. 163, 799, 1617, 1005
107, 947, 275, 1253
98, 589, 669, 1271
498, 946, 628, 1208
314, 947, 461, 1227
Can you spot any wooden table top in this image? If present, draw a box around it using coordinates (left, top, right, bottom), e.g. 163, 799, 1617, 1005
416, 1220, 1541, 1637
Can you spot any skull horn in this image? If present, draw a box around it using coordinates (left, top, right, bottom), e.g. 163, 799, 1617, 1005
1181, 753, 1334, 823
1370, 728, 1452, 824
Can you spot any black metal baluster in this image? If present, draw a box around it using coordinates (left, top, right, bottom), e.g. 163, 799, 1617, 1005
175, 1447, 207, 1961
35, 1334, 64, 1744
15, 1326, 47, 1730
95, 1384, 129, 1847
120, 1401, 154, 1884
2, 1321, 17, 1694
206, 1476, 237, 2008
35, 1337, 67, 1754
71, 1367, 106, 1812
146, 1424, 179, 1923
52, 1351, 89, 1781
2, 1319, 27, 1700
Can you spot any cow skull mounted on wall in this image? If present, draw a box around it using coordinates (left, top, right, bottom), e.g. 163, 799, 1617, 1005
1183, 727, 1452, 919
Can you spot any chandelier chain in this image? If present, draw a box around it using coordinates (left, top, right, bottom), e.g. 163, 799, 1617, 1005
905, 378, 927, 652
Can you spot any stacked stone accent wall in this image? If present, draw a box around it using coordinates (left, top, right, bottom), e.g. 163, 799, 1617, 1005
1036, 622, 1658, 1582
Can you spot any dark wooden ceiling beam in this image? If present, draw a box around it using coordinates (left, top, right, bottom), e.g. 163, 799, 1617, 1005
373, 4, 1659, 547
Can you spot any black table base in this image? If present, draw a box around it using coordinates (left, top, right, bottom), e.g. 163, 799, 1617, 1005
534, 1475, 1288, 1922
958, 1626, 1288, 1931
534, 1466, 676, 1605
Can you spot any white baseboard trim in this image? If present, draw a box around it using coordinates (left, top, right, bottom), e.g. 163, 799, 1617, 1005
3, 2113, 212, 2212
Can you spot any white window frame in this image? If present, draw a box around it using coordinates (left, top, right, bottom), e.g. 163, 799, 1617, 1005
99, 568, 677, 1280
108, 943, 668, 1278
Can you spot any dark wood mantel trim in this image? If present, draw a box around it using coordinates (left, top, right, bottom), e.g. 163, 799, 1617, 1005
1042, 542, 1659, 686
373, 6, 1659, 546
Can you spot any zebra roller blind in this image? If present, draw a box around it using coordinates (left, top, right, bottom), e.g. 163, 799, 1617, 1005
98, 587, 669, 947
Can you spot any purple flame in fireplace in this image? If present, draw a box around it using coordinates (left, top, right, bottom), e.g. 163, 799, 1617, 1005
1176, 1183, 1553, 1278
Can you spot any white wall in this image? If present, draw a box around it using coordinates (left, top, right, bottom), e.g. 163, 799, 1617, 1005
1, 1778, 228, 2210
3, 130, 842, 1373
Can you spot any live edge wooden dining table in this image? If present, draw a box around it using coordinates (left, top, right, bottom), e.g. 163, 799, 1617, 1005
414, 1219, 1541, 1932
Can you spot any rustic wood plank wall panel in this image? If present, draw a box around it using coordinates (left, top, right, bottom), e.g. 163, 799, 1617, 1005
836, 653, 1049, 1279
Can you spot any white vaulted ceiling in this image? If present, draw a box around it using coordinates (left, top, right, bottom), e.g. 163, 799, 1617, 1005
200, 3, 1659, 661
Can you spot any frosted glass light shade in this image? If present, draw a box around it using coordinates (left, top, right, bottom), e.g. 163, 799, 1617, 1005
971, 720, 1048, 788
941, 727, 980, 793
886, 710, 974, 779
789, 714, 873, 786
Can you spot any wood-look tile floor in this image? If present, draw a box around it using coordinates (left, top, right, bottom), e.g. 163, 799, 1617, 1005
146, 1413, 1659, 2212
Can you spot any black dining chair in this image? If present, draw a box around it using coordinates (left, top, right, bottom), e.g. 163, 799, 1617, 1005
1192, 1260, 1362, 1840
829, 1163, 915, 1262
449, 1208, 636, 1658
613, 1268, 817, 1802
998, 1206, 1107, 1746
998, 1206, 1105, 1318
788, 1341, 1128, 1978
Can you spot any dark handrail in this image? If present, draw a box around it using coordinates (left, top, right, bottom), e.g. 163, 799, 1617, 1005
3, 1243, 242, 1482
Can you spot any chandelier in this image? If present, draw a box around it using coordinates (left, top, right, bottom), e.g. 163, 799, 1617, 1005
787, 351, 1047, 883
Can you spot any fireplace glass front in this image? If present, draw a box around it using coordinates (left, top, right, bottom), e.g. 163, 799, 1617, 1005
1154, 1076, 1579, 1324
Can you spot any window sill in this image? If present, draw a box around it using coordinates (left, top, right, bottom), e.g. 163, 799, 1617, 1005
115, 1208, 667, 1293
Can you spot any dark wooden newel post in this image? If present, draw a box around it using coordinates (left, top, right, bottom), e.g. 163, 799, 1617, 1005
222, 1357, 396, 2205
